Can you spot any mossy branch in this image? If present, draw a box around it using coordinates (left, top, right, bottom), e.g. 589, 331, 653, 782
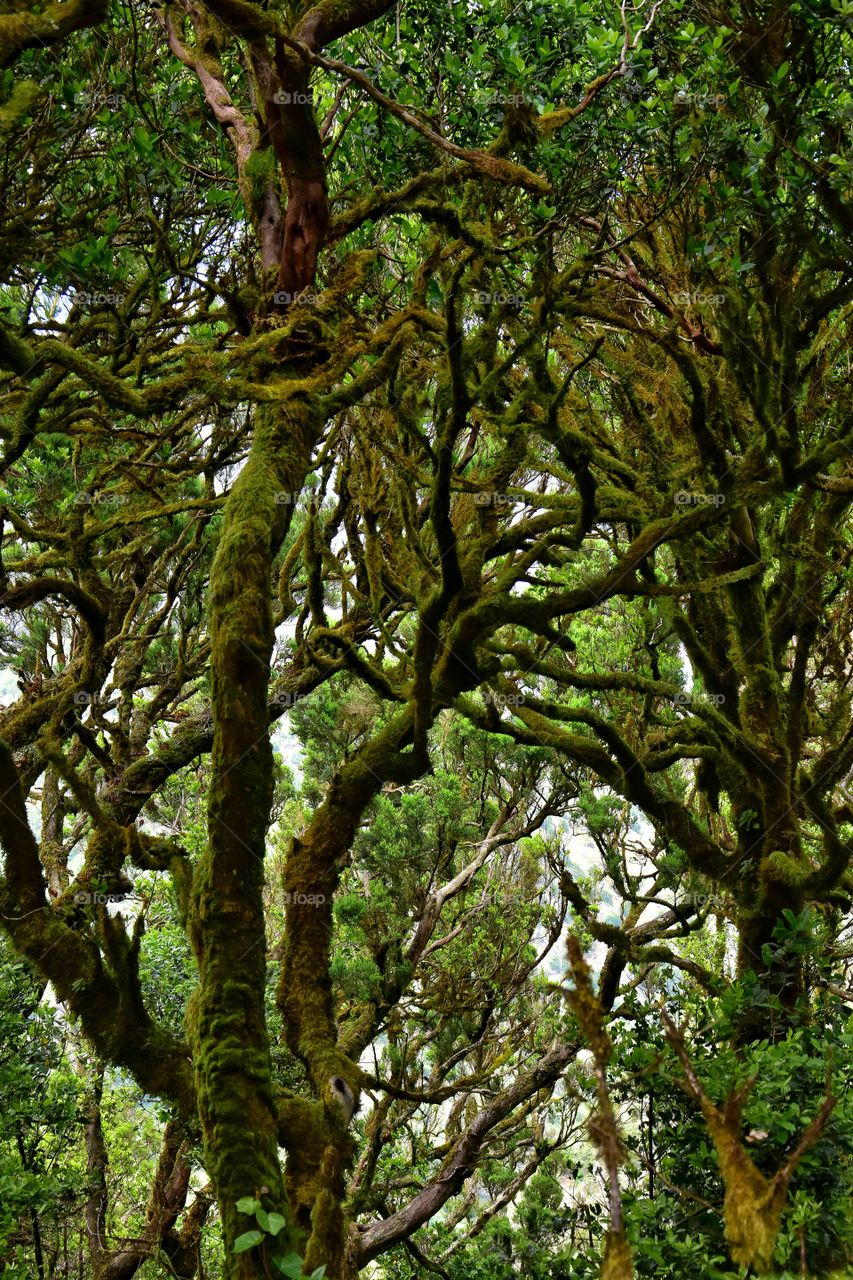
662, 1007, 836, 1274
564, 937, 634, 1280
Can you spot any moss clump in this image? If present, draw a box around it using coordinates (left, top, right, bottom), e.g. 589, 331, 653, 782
243, 145, 278, 206
760, 849, 808, 894
0, 79, 41, 134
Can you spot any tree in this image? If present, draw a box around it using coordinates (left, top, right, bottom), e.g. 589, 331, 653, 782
0, 0, 852, 1276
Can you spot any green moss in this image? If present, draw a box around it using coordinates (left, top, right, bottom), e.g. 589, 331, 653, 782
244, 145, 278, 205
0, 14, 37, 66
702, 1102, 785, 1273
301, 1145, 348, 1277
761, 850, 809, 893
0, 79, 41, 134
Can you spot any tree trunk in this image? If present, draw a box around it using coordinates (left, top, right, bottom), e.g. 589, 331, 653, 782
192, 398, 322, 1276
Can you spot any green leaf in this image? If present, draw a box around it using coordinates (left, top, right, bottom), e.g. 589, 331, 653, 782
266, 1212, 287, 1236
132, 126, 155, 157
274, 1255, 305, 1278
233, 1230, 264, 1254
235, 1197, 262, 1214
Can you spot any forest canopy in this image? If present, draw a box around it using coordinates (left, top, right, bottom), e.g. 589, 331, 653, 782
0, 0, 852, 1277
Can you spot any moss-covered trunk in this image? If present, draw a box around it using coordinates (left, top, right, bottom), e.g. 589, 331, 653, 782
191, 398, 320, 1277
277, 710, 418, 1274
734, 810, 807, 1041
